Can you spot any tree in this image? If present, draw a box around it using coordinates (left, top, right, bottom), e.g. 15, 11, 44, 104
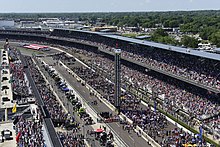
181, 35, 199, 48
209, 31, 220, 47
150, 28, 178, 45
200, 27, 216, 40
153, 28, 168, 37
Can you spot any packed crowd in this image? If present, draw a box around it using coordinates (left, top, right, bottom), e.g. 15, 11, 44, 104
27, 57, 68, 123
161, 128, 206, 146
51, 29, 220, 91
7, 48, 45, 147
62, 45, 220, 140
93, 55, 220, 119
58, 132, 84, 147
62, 46, 220, 121
100, 45, 220, 91
26, 56, 85, 147
2, 29, 218, 145
15, 112, 45, 147
9, 48, 31, 98
2, 29, 220, 91
204, 117, 220, 138
68, 59, 209, 146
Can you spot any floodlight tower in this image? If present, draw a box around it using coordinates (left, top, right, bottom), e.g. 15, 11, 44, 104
114, 48, 121, 114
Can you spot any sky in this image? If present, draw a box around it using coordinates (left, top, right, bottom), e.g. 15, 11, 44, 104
0, 0, 219, 13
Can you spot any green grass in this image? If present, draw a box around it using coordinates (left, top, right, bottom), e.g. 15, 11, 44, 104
122, 33, 137, 38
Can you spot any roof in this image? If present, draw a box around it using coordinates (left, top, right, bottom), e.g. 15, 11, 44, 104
54, 28, 115, 35
102, 34, 220, 62
136, 35, 151, 39
53, 29, 220, 61
214, 48, 220, 52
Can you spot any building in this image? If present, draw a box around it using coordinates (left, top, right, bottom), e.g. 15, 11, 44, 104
198, 43, 212, 50
0, 20, 15, 28
91, 26, 117, 32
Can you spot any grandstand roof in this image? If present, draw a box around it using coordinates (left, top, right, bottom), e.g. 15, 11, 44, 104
102, 34, 220, 62
136, 35, 151, 39
54, 28, 114, 35
54, 29, 220, 61
214, 48, 220, 52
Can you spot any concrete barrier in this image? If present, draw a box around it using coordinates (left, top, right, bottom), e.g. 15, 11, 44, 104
56, 62, 128, 147
59, 60, 160, 147
33, 58, 68, 113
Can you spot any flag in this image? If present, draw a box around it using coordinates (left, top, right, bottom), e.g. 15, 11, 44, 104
12, 103, 17, 113
16, 131, 21, 142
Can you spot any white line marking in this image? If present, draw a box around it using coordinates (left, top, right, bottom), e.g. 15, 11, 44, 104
129, 135, 134, 141
116, 123, 120, 127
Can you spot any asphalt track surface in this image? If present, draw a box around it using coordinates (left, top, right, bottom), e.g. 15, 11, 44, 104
14, 43, 175, 147
42, 57, 151, 147
19, 52, 63, 147
35, 58, 102, 147
6, 42, 101, 147
59, 49, 178, 144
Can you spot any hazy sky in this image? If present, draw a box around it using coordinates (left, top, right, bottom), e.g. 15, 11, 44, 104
0, 0, 219, 13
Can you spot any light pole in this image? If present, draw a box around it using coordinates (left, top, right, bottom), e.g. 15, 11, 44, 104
114, 48, 121, 114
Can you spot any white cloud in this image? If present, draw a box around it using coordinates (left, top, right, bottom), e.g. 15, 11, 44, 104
145, 0, 151, 3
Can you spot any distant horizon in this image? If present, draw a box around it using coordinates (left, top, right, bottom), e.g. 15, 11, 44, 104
0, 0, 219, 13
0, 9, 219, 14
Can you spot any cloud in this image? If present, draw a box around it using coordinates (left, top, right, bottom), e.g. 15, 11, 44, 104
145, 0, 151, 3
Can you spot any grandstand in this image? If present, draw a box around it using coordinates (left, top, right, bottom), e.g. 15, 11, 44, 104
49, 29, 220, 93
0, 28, 220, 145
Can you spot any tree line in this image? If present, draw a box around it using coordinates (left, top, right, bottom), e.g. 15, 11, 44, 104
0, 10, 219, 47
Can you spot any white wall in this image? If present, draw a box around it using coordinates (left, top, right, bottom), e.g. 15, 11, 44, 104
0, 20, 15, 27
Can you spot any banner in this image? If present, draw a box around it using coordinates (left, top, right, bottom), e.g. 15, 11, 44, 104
16, 132, 21, 142
12, 103, 17, 113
